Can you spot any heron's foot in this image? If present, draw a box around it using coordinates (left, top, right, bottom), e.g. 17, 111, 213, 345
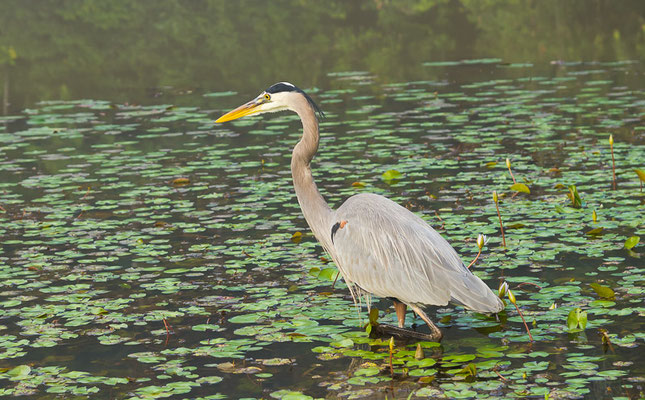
372, 324, 441, 342
410, 304, 443, 341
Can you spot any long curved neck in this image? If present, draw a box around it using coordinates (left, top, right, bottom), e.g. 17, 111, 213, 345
290, 96, 334, 251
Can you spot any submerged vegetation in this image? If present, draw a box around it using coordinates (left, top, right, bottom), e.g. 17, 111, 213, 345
0, 58, 642, 398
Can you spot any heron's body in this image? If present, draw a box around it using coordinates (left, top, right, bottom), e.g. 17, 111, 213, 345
332, 193, 502, 312
216, 82, 504, 340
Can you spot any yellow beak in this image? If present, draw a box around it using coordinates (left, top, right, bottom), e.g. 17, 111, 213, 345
215, 98, 263, 123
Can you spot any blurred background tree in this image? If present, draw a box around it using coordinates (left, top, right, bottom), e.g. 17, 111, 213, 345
0, 0, 643, 113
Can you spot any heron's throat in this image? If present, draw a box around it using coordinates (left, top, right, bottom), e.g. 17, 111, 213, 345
290, 105, 334, 252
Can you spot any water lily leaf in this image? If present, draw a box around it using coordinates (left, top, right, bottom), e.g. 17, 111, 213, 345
457, 363, 477, 377
2, 55, 645, 398
408, 368, 437, 377
407, 358, 436, 368
510, 183, 530, 194
354, 366, 380, 376
7, 365, 31, 379
381, 169, 402, 182
590, 283, 615, 299
192, 324, 220, 332
317, 268, 338, 281
567, 308, 588, 331
624, 236, 640, 250
585, 227, 604, 236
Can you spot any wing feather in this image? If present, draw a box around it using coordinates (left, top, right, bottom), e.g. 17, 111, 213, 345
330, 193, 503, 313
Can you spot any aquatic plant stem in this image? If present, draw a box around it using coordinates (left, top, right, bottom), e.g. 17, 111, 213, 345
467, 248, 482, 269
493, 369, 507, 381
493, 191, 506, 247
507, 289, 532, 341
516, 282, 543, 290
388, 337, 394, 376
610, 135, 616, 190
506, 158, 516, 184
331, 271, 340, 288
434, 210, 445, 230
514, 302, 533, 342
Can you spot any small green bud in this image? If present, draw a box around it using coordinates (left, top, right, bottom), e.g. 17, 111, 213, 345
498, 281, 509, 298
507, 288, 516, 304
476, 234, 487, 250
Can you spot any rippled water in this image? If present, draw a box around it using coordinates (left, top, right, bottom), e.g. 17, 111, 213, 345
1, 60, 643, 399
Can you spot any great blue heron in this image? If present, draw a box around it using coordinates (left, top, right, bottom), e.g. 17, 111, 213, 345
216, 82, 504, 341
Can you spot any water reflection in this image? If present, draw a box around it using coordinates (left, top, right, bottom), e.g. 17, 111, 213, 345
0, 0, 643, 113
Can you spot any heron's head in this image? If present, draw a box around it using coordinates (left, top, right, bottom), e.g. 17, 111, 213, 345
215, 82, 323, 123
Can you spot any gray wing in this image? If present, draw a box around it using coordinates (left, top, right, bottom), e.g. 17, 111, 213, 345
330, 193, 503, 313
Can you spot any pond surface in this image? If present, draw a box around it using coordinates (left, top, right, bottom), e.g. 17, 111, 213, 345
0, 1, 644, 399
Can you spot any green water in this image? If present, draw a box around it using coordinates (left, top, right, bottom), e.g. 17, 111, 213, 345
0, 1, 644, 399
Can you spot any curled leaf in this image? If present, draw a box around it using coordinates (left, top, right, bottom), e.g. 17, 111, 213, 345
382, 169, 403, 182
291, 231, 302, 243
415, 343, 424, 360
590, 283, 615, 299
510, 183, 530, 194
624, 236, 640, 250
635, 169, 645, 182
171, 177, 190, 186
567, 308, 588, 331
567, 185, 582, 208
368, 308, 379, 326
458, 363, 477, 377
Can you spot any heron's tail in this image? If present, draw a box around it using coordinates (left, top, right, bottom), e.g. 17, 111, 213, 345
449, 268, 504, 313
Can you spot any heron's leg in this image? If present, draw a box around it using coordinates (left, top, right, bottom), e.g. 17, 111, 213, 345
392, 300, 407, 328
410, 305, 443, 341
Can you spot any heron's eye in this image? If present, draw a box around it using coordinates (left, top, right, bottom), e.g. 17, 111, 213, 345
264, 94, 271, 101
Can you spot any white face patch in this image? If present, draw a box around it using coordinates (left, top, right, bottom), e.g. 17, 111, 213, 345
254, 91, 293, 114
